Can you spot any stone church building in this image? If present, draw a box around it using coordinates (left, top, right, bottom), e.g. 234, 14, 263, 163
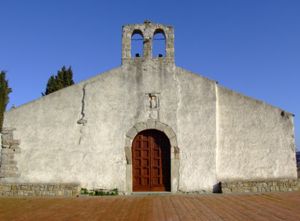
0, 21, 298, 195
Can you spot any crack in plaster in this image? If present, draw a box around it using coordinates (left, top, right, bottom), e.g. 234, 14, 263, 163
77, 84, 87, 125
78, 131, 83, 145
77, 84, 87, 145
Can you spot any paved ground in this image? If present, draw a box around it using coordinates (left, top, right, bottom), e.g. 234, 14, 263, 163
0, 192, 300, 221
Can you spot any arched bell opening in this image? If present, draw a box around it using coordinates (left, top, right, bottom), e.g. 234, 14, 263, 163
152, 29, 166, 58
131, 30, 144, 58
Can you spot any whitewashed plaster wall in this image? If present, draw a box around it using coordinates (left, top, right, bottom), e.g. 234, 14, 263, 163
3, 60, 218, 193
217, 86, 297, 181
2, 59, 297, 193
175, 67, 217, 191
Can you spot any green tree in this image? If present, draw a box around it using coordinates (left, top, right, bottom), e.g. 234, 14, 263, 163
43, 66, 75, 95
0, 71, 12, 132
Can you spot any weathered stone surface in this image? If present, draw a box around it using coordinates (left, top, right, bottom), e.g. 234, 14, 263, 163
126, 127, 137, 139
155, 121, 167, 132
169, 136, 178, 147
221, 179, 300, 193
134, 122, 147, 132
163, 126, 176, 139
146, 119, 156, 129
0, 183, 80, 197
0, 129, 20, 178
122, 21, 174, 64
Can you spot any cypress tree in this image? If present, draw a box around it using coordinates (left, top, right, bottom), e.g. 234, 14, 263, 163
0, 71, 12, 132
64, 66, 74, 86
44, 76, 57, 95
43, 66, 74, 96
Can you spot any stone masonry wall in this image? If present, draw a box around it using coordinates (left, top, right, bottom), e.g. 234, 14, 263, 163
221, 179, 300, 193
0, 183, 80, 197
0, 128, 20, 178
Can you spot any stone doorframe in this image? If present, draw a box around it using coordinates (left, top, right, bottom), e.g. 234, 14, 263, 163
125, 119, 180, 194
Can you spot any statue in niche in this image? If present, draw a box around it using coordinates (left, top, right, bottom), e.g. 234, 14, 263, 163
149, 94, 158, 109
144, 93, 160, 119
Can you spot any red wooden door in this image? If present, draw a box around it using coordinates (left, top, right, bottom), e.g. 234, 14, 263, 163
132, 130, 170, 192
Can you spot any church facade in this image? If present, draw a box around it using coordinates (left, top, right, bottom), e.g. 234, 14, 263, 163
0, 22, 298, 195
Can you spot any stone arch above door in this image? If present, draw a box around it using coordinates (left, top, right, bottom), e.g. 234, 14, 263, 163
125, 119, 180, 193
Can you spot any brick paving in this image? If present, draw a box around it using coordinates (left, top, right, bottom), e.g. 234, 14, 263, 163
0, 192, 299, 221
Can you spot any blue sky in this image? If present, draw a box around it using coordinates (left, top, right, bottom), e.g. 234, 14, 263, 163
0, 0, 299, 150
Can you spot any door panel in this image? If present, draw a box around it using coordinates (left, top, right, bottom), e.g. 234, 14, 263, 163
132, 130, 170, 192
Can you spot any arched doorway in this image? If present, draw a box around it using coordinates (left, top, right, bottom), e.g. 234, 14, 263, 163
132, 129, 171, 192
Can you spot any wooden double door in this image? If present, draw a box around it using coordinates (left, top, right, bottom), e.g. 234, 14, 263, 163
132, 130, 171, 192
